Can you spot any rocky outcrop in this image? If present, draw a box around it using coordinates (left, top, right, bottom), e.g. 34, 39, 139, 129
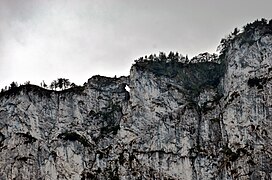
0, 20, 271, 179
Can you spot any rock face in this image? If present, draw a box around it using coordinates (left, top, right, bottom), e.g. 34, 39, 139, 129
0, 21, 271, 179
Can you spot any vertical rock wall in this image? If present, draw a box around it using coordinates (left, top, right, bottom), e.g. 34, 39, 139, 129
0, 24, 271, 179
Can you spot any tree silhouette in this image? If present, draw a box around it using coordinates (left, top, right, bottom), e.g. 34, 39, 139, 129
70, 83, 77, 88
174, 52, 180, 62
185, 55, 189, 63
9, 82, 18, 90
168, 51, 175, 60
63, 79, 70, 89
24, 81, 30, 85
42, 80, 47, 88
159, 52, 167, 61
232, 27, 240, 36
57, 78, 64, 90
50, 80, 58, 90
148, 54, 154, 60
49, 78, 71, 90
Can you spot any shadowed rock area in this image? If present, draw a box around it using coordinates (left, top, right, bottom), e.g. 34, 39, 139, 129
0, 19, 271, 179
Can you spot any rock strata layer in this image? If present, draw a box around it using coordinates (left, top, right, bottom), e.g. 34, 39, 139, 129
0, 21, 271, 179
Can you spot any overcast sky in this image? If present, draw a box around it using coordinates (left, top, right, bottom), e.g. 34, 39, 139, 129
0, 0, 271, 88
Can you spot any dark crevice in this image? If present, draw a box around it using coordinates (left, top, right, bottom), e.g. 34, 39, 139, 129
247, 77, 271, 89
16, 132, 37, 144
0, 132, 5, 147
58, 131, 92, 148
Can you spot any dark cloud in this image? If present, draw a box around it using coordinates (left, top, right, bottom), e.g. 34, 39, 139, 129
0, 0, 271, 88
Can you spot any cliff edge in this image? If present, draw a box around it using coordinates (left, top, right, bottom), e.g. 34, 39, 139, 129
0, 19, 271, 179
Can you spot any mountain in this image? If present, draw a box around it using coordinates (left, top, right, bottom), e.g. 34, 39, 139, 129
0, 19, 271, 179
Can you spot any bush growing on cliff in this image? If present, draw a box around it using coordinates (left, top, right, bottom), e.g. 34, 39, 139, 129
133, 52, 225, 99
134, 52, 166, 64
50, 80, 58, 90
9, 82, 18, 90
24, 81, 31, 85
190, 53, 219, 63
217, 18, 272, 60
49, 78, 72, 90
134, 50, 220, 66
0, 81, 19, 94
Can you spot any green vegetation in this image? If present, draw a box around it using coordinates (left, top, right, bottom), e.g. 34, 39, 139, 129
0, 78, 84, 98
134, 57, 225, 99
10, 81, 18, 89
49, 78, 71, 90
132, 19, 272, 100
134, 51, 220, 65
0, 82, 19, 97
1, 19, 270, 99
0, 81, 19, 94
217, 18, 272, 60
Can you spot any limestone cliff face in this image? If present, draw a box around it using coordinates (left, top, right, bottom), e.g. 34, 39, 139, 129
0, 22, 271, 179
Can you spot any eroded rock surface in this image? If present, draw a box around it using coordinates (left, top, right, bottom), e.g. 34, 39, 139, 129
0, 21, 271, 179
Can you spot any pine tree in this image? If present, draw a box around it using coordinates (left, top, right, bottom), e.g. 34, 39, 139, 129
63, 79, 70, 89
9, 82, 18, 89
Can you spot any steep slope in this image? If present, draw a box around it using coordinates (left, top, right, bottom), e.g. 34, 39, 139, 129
0, 20, 271, 179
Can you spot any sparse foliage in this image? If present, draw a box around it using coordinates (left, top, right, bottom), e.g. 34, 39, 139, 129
63, 79, 70, 89
159, 52, 167, 61
48, 78, 73, 90
217, 18, 272, 59
191, 53, 219, 63
50, 80, 58, 90
70, 83, 77, 88
134, 50, 220, 65
42, 80, 47, 88
9, 82, 18, 90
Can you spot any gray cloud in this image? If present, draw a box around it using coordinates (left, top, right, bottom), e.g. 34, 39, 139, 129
0, 0, 272, 88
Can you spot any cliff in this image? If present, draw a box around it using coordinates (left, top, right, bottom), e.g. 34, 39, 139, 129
0, 20, 271, 179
